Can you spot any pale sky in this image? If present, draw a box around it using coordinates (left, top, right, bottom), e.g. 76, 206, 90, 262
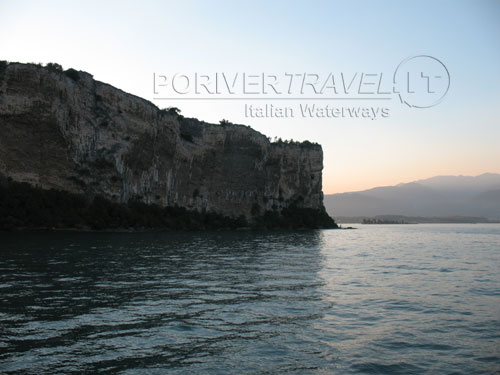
1, 0, 499, 193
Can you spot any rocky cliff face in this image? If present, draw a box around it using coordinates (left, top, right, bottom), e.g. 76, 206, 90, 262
0, 62, 326, 220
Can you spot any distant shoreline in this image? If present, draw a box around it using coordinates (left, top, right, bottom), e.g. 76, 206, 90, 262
334, 215, 500, 224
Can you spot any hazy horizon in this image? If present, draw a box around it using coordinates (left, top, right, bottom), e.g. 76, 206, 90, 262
2, 0, 499, 194
326, 172, 500, 194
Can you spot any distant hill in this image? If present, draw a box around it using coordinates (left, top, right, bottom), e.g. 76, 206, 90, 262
325, 173, 500, 221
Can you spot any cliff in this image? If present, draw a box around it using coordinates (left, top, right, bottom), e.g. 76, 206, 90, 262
0, 61, 334, 227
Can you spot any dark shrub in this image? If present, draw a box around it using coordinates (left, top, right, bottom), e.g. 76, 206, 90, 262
46, 62, 63, 72
161, 107, 181, 116
64, 68, 80, 81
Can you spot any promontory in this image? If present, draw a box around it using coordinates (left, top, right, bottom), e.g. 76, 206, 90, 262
0, 61, 336, 230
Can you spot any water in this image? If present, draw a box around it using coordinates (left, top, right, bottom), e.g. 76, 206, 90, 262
0, 224, 499, 374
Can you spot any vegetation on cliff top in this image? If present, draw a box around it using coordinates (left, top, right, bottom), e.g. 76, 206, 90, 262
0, 179, 337, 231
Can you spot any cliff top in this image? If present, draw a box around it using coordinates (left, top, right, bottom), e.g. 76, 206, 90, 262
0, 60, 321, 150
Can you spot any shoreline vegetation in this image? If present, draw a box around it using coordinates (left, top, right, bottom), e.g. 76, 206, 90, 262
0, 179, 338, 232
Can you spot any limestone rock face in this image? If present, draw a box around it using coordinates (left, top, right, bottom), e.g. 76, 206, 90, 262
0, 62, 326, 219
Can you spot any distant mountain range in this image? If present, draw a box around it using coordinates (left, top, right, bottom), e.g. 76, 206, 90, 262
324, 173, 500, 221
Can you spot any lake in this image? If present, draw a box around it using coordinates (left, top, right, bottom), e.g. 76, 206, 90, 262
0, 224, 499, 374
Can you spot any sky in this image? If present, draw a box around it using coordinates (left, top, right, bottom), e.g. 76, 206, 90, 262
1, 0, 499, 193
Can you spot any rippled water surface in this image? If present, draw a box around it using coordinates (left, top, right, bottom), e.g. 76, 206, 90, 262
0, 224, 499, 374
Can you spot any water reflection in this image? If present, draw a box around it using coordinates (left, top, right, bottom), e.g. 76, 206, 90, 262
0, 230, 330, 374
1, 226, 498, 374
